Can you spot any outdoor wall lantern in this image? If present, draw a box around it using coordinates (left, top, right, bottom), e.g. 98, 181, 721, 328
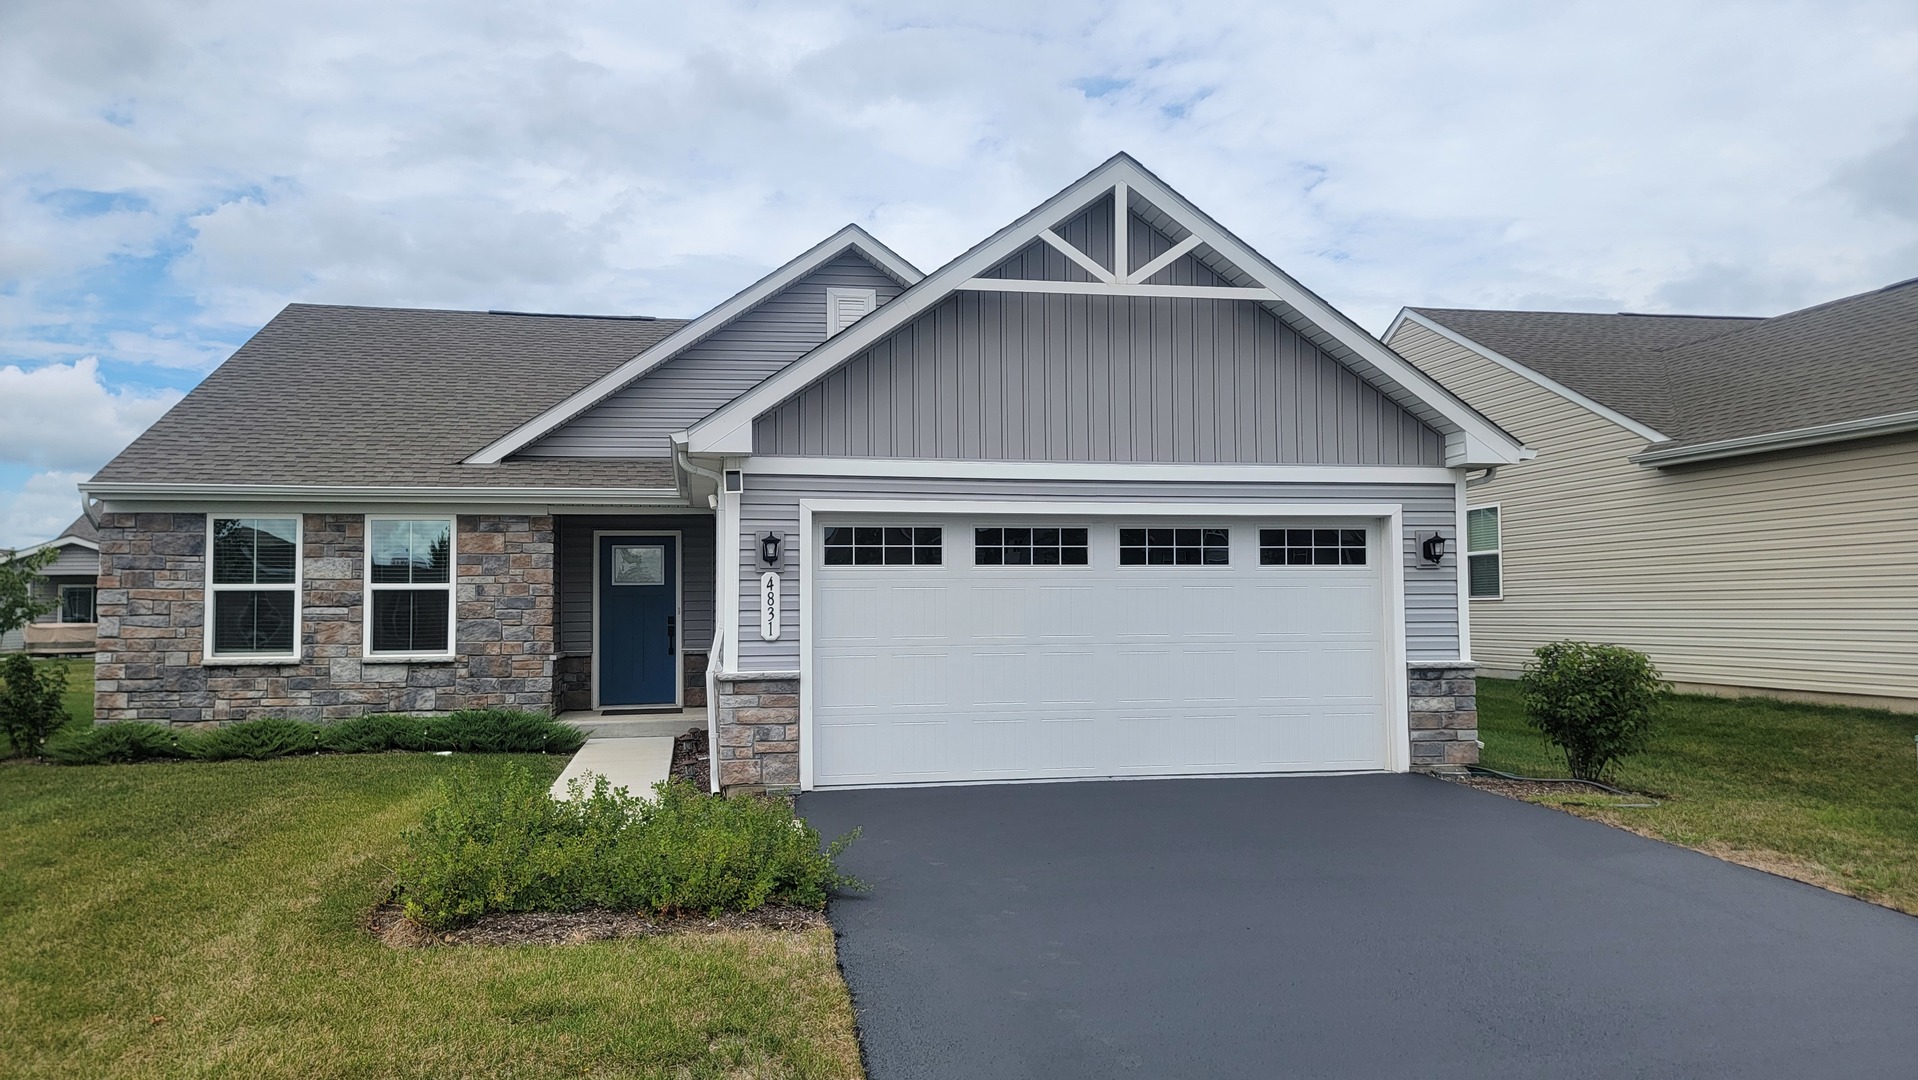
757, 531, 785, 569
1417, 531, 1448, 566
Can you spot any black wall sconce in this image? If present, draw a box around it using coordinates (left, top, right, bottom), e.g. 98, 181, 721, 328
757, 530, 785, 569
1416, 531, 1448, 566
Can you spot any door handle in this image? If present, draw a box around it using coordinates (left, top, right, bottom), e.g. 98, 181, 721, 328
665, 615, 676, 654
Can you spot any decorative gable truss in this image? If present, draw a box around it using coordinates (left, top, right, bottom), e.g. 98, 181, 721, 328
686, 154, 1528, 468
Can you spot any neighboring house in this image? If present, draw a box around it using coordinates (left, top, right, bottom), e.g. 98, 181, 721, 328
80, 153, 1527, 788
1387, 278, 1918, 712
1, 514, 101, 655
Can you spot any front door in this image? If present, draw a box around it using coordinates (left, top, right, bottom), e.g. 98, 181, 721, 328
597, 533, 679, 707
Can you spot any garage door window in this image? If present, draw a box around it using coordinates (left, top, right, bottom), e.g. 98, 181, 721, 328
1119, 527, 1229, 566
823, 526, 943, 566
975, 527, 1089, 566
1259, 528, 1367, 566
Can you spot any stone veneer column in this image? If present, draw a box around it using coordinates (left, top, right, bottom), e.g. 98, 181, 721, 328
1408, 664, 1478, 769
713, 673, 799, 791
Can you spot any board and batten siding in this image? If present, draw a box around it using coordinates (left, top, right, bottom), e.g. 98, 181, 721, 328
1391, 318, 1918, 703
555, 514, 716, 655
523, 252, 906, 458
731, 473, 1462, 670
754, 293, 1447, 465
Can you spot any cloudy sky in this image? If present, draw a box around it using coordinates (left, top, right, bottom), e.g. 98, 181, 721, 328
3, 0, 1915, 545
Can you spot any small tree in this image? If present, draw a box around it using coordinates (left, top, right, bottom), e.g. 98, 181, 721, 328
1, 652, 69, 758
0, 547, 59, 639
1519, 641, 1667, 782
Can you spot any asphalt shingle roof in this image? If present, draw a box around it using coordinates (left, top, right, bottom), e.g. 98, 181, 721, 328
1412, 278, 1918, 448
59, 515, 98, 544
93, 304, 689, 489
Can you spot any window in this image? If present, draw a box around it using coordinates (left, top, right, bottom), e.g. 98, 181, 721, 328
975, 527, 1089, 566
208, 516, 301, 660
1119, 527, 1229, 566
1467, 506, 1502, 600
366, 517, 455, 656
822, 526, 942, 566
1259, 528, 1367, 566
58, 584, 96, 623
825, 287, 877, 336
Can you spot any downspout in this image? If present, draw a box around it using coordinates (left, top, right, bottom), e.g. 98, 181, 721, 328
1465, 467, 1499, 488
677, 449, 727, 793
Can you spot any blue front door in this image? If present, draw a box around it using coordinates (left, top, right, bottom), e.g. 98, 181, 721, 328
597, 534, 678, 707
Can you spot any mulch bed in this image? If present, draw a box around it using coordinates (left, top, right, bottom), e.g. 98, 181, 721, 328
366, 901, 825, 948
671, 725, 709, 789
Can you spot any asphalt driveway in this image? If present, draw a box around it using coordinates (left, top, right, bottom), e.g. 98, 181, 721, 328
799, 775, 1918, 1079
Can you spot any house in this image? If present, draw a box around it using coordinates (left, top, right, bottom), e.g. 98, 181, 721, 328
2, 514, 101, 655
80, 153, 1527, 788
1387, 278, 1918, 712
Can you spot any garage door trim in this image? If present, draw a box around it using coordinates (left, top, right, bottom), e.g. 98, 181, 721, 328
796, 499, 1410, 789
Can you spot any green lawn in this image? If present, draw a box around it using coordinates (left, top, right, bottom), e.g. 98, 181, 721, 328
0, 754, 863, 1079
1478, 677, 1918, 915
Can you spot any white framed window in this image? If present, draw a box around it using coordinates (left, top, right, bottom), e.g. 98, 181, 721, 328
974, 526, 1090, 566
365, 516, 456, 658
206, 515, 302, 662
821, 526, 942, 566
1259, 528, 1367, 567
825, 287, 877, 336
58, 584, 96, 623
1467, 505, 1502, 600
1119, 527, 1230, 566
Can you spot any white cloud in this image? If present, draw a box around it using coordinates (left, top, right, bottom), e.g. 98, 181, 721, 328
0, 470, 91, 550
0, 358, 183, 471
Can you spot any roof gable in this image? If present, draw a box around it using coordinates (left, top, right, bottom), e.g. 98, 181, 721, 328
687, 153, 1527, 467
467, 225, 921, 464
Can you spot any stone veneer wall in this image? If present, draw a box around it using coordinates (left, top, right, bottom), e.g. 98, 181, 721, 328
554, 651, 710, 712
1408, 664, 1478, 768
713, 673, 799, 790
94, 512, 557, 725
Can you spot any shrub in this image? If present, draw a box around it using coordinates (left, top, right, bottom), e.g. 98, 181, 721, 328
393, 764, 860, 929
0, 653, 70, 758
191, 717, 325, 761
1520, 640, 1668, 781
45, 722, 191, 765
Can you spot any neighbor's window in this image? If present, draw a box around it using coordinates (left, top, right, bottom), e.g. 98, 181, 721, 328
208, 516, 301, 660
822, 526, 942, 566
1467, 506, 1502, 600
58, 584, 96, 623
1260, 528, 1367, 566
366, 517, 455, 656
1119, 527, 1229, 566
975, 527, 1089, 566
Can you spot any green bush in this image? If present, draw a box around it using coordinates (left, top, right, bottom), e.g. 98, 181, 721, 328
1520, 640, 1668, 781
0, 653, 70, 758
394, 764, 860, 929
40, 709, 584, 765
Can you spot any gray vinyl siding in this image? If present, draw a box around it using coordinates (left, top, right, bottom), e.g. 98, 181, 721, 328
979, 191, 1225, 287
753, 292, 1447, 465
731, 474, 1461, 670
41, 542, 99, 578
524, 252, 907, 458
555, 514, 716, 655
1, 556, 98, 652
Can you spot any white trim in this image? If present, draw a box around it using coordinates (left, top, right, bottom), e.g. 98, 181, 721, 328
1125, 233, 1203, 285
466, 225, 922, 464
56, 583, 97, 624
1039, 229, 1117, 283
742, 456, 1459, 486
1465, 503, 1502, 601
718, 471, 742, 672
1385, 308, 1669, 443
10, 536, 99, 558
1454, 474, 1472, 663
687, 156, 1527, 467
590, 530, 684, 710
956, 278, 1281, 301
203, 513, 304, 665
1113, 180, 1129, 280
361, 515, 458, 662
1627, 407, 1918, 467
824, 287, 878, 336
794, 497, 1412, 789
81, 482, 684, 505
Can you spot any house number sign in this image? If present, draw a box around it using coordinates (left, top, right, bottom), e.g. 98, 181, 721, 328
759, 572, 781, 641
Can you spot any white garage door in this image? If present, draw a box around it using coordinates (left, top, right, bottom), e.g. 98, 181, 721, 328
809, 515, 1393, 788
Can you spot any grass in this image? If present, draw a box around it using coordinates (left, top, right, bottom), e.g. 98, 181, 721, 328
1478, 677, 1918, 915
0, 754, 863, 1079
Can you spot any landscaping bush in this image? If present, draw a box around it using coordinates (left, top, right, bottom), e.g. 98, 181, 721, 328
40, 709, 585, 765
1520, 640, 1668, 781
393, 763, 860, 928
0, 653, 70, 758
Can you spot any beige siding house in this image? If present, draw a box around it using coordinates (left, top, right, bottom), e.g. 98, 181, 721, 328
1387, 281, 1918, 712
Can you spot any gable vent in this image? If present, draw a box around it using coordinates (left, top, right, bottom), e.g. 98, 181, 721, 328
825, 287, 878, 336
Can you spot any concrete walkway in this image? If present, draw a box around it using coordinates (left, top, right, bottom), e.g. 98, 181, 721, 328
549, 736, 675, 800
